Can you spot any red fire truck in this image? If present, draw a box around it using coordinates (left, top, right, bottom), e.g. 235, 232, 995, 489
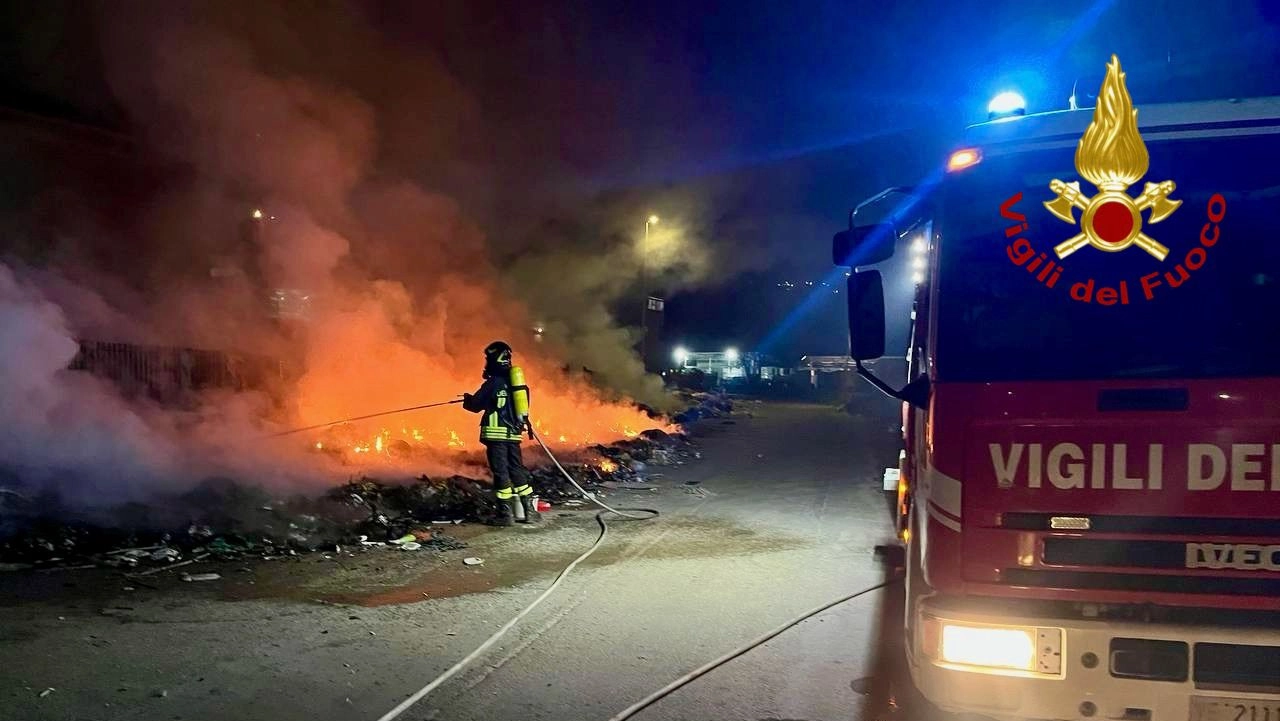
835, 85, 1280, 721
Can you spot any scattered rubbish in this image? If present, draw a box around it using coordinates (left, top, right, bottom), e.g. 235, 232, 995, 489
462, 557, 484, 566
122, 586, 136, 591
39, 688, 54, 698
389, 534, 417, 545
400, 542, 422, 551
181, 573, 222, 582
152, 689, 168, 698
150, 548, 180, 563
206, 538, 242, 557
130, 555, 208, 577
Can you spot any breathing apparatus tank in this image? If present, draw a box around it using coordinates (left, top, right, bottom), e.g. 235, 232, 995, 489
509, 366, 531, 436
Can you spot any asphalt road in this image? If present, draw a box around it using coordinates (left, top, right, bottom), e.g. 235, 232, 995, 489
0, 400, 923, 721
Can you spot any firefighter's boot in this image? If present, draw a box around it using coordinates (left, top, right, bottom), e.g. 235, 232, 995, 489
492, 494, 516, 527
519, 495, 541, 524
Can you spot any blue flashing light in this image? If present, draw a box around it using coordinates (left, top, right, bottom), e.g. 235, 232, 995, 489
987, 91, 1027, 119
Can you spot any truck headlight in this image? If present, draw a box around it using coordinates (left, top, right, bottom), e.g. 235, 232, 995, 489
922, 616, 1062, 674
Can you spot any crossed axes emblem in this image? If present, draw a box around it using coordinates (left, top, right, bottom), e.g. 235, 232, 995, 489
1044, 178, 1182, 261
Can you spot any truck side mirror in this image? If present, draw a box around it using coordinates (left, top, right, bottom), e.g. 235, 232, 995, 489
847, 270, 886, 361
832, 223, 897, 267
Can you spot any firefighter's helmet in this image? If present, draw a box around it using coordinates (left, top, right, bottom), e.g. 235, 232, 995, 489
484, 341, 513, 370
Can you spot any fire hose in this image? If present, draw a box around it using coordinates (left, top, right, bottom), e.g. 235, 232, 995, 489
600, 578, 895, 721
265, 398, 464, 438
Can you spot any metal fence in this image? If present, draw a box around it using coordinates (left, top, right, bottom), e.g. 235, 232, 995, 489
68, 340, 290, 406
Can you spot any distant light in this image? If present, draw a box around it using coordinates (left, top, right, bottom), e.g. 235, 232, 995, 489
912, 237, 927, 254
987, 91, 1027, 118
251, 208, 264, 220
1218, 393, 1231, 399
648, 215, 660, 224
673, 346, 689, 364
946, 148, 982, 173
724, 347, 740, 362
912, 271, 924, 284
912, 257, 925, 270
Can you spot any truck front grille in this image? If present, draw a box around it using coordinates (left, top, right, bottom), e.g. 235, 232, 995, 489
1043, 538, 1187, 569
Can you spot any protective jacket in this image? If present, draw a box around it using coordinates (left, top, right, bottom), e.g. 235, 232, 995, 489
463, 375, 524, 443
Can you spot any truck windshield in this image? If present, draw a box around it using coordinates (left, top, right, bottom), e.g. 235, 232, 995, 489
935, 132, 1280, 382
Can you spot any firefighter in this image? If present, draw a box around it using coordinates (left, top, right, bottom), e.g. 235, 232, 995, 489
462, 341, 539, 526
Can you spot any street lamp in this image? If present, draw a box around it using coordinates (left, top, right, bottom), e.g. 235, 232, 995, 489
639, 214, 660, 370
724, 347, 740, 362
673, 346, 689, 367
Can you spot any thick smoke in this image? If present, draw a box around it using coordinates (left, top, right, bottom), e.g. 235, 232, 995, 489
0, 4, 686, 508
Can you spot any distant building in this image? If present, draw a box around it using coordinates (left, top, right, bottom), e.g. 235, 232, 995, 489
759, 365, 793, 381
677, 350, 764, 381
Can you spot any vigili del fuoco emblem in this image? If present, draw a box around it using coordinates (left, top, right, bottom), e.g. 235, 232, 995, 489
1044, 55, 1182, 261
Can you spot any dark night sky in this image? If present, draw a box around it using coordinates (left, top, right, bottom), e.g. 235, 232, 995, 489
2, 0, 1279, 361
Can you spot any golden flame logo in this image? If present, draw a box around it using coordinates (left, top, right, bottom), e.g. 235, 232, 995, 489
1045, 55, 1181, 260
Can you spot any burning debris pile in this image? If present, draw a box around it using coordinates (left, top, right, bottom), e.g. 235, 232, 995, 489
0, 411, 710, 573
324, 427, 699, 526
